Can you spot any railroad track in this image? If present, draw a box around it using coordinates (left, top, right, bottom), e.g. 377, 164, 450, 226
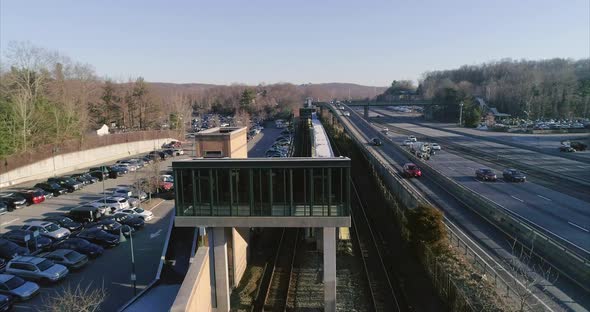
257, 228, 299, 312
330, 133, 403, 312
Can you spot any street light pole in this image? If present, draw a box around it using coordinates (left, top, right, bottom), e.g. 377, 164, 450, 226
130, 229, 136, 296
459, 102, 464, 127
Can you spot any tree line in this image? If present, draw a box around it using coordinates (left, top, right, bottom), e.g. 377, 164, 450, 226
417, 58, 590, 124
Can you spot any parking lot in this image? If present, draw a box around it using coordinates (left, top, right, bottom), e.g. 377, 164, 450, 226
0, 152, 187, 311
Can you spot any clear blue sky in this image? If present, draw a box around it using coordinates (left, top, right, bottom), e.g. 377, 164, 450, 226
1, 0, 588, 86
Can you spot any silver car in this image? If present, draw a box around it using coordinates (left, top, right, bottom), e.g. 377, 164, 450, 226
0, 274, 40, 301
6, 256, 69, 283
38, 249, 88, 270
20, 221, 71, 240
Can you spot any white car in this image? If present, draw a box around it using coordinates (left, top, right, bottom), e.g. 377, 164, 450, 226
173, 149, 184, 156
160, 175, 174, 183
116, 163, 137, 172
408, 136, 417, 142
93, 197, 130, 212
343, 111, 350, 117
431, 143, 441, 151
21, 221, 71, 240
112, 188, 132, 197
120, 208, 154, 221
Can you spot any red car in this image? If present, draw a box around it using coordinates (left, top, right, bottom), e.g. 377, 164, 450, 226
403, 163, 422, 178
18, 191, 46, 205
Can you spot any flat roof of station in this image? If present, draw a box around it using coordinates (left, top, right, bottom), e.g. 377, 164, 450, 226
172, 157, 350, 169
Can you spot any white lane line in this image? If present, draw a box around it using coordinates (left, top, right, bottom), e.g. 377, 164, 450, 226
511, 195, 524, 203
448, 167, 455, 171
568, 221, 589, 233
0, 218, 20, 226
537, 195, 552, 201
472, 178, 483, 184
148, 200, 165, 211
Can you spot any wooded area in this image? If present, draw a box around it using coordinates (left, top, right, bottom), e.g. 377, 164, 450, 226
0, 42, 383, 159
418, 59, 590, 123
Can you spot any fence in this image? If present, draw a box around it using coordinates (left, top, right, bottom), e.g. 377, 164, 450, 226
2, 130, 180, 173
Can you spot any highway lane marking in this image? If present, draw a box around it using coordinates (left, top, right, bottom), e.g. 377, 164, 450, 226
537, 195, 552, 201
448, 167, 455, 171
472, 178, 483, 184
568, 222, 589, 233
0, 217, 20, 226
511, 196, 524, 203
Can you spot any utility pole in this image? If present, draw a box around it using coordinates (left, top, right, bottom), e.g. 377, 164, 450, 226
459, 102, 464, 127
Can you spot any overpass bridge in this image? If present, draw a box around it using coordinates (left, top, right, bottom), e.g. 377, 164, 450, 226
315, 99, 452, 119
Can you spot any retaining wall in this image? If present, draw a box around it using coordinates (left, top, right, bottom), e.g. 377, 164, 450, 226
0, 137, 175, 188
171, 247, 212, 312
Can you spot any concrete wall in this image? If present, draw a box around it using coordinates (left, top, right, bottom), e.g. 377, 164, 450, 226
231, 227, 249, 287
229, 130, 248, 158
0, 137, 174, 188
171, 247, 212, 312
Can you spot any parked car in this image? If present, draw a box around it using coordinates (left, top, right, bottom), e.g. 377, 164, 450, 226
85, 218, 132, 236
88, 170, 109, 181
115, 163, 137, 172
53, 238, 103, 258
503, 169, 526, 182
0, 274, 39, 301
43, 216, 83, 232
70, 174, 92, 186
26, 188, 53, 200
47, 177, 83, 192
109, 213, 145, 230
68, 205, 104, 223
0, 194, 26, 211
475, 168, 497, 181
173, 148, 184, 156
403, 163, 422, 178
371, 138, 382, 146
100, 197, 130, 211
5, 256, 69, 283
108, 165, 129, 177
20, 221, 71, 241
37, 249, 88, 270
34, 183, 66, 197
0, 294, 13, 311
74, 228, 120, 248
0, 239, 29, 260
120, 208, 154, 221
0, 202, 7, 216
2, 230, 53, 252
15, 191, 45, 205
162, 149, 176, 157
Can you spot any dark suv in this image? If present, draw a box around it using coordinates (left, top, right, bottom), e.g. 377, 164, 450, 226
502, 169, 526, 182
47, 177, 83, 192
0, 193, 27, 210
34, 183, 66, 197
475, 168, 497, 181
371, 138, 383, 146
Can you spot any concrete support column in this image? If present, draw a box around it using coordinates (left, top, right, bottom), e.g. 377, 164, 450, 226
213, 227, 230, 312
323, 227, 336, 312
364, 105, 369, 119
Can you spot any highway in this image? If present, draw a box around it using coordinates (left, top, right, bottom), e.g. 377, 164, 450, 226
333, 104, 590, 311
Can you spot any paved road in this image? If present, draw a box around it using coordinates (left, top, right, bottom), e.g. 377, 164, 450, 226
339, 105, 590, 310
248, 123, 284, 157
1, 156, 184, 311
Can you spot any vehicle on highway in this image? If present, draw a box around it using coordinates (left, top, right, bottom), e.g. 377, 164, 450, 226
43, 216, 83, 232
0, 202, 7, 216
403, 163, 422, 178
431, 143, 441, 151
37, 249, 88, 270
74, 228, 120, 248
53, 238, 103, 258
402, 139, 413, 146
0, 194, 26, 211
371, 138, 383, 146
109, 213, 145, 230
408, 135, 417, 142
68, 205, 104, 223
34, 183, 66, 197
2, 230, 53, 252
47, 177, 83, 192
5, 256, 69, 283
120, 208, 154, 221
382, 127, 389, 133
84, 218, 132, 236
410, 142, 431, 159
502, 169, 526, 182
343, 111, 350, 117
570, 141, 587, 151
15, 191, 45, 205
20, 221, 71, 241
0, 274, 40, 301
0, 239, 29, 260
559, 145, 576, 152
475, 168, 497, 181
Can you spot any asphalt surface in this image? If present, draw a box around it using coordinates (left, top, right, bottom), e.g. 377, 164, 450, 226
338, 105, 590, 310
0, 155, 184, 311
248, 123, 284, 157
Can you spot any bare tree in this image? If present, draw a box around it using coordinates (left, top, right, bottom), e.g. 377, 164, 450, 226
40, 281, 107, 312
505, 238, 558, 312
